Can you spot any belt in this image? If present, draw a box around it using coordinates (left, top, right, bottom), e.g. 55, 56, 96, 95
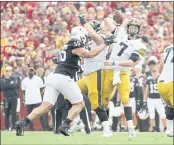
159, 80, 164, 82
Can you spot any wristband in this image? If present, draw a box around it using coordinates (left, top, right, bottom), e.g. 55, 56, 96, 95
113, 61, 120, 66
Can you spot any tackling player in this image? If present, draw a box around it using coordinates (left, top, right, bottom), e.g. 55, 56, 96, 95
158, 44, 173, 137
15, 26, 115, 136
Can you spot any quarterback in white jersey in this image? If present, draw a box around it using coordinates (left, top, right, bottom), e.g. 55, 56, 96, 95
158, 44, 173, 137
104, 18, 146, 137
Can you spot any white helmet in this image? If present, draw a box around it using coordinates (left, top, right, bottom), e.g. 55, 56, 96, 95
70, 26, 88, 46
109, 102, 122, 117
138, 108, 149, 120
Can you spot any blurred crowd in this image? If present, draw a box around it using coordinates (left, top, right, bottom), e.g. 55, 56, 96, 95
1, 1, 173, 78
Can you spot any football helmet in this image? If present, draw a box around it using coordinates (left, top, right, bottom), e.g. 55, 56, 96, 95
126, 18, 141, 36
109, 102, 122, 117
70, 26, 88, 46
138, 108, 149, 120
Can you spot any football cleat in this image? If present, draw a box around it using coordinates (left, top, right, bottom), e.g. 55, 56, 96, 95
165, 129, 173, 137
101, 130, 113, 137
58, 123, 71, 136
128, 128, 136, 138
15, 120, 26, 136
69, 120, 85, 133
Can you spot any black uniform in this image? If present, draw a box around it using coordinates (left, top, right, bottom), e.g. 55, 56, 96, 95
146, 77, 160, 99
136, 74, 150, 132
54, 39, 83, 78
1, 76, 18, 130
130, 76, 139, 99
53, 40, 91, 134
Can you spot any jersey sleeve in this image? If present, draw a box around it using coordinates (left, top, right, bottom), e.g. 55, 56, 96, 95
132, 47, 146, 59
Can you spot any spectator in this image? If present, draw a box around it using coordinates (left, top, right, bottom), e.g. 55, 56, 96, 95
1, 66, 18, 130
21, 67, 47, 131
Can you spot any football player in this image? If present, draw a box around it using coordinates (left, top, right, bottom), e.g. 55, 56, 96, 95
143, 68, 166, 132
77, 17, 114, 137
134, 65, 149, 131
15, 26, 115, 136
104, 18, 147, 137
158, 44, 173, 137
129, 67, 140, 129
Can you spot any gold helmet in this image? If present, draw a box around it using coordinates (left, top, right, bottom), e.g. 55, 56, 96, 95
126, 18, 141, 36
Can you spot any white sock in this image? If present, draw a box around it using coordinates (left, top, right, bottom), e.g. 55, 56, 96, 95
102, 121, 110, 132
127, 120, 134, 129
166, 119, 173, 130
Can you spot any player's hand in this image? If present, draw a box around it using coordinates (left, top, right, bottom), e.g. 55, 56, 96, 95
104, 60, 114, 66
52, 57, 59, 64
22, 100, 25, 106
78, 14, 87, 25
103, 35, 116, 46
143, 101, 147, 109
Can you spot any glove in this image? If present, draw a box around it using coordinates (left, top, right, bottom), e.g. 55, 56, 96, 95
65, 99, 72, 110
22, 100, 25, 106
136, 100, 141, 112
143, 101, 147, 109
103, 35, 116, 46
78, 14, 87, 25
52, 57, 58, 64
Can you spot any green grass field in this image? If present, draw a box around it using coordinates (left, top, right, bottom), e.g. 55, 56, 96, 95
1, 131, 173, 145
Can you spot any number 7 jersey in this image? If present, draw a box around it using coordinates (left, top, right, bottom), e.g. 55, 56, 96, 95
109, 39, 147, 70
158, 44, 173, 82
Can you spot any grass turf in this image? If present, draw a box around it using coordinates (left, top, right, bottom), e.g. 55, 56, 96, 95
1, 131, 173, 145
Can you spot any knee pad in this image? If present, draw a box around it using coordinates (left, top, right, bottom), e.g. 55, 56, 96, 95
124, 107, 132, 121
94, 107, 108, 122
165, 106, 174, 120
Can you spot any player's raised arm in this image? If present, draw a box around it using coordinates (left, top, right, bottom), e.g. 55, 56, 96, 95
78, 15, 104, 45
104, 10, 124, 33
72, 35, 115, 58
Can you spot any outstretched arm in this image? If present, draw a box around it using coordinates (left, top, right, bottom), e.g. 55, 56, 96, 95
72, 35, 115, 58
78, 15, 103, 45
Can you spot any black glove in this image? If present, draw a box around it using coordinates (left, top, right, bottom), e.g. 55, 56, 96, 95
143, 101, 147, 109
136, 100, 141, 112
78, 14, 87, 25
65, 99, 72, 110
103, 35, 116, 46
52, 57, 58, 64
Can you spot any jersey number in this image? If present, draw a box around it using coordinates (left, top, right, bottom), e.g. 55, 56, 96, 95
117, 42, 128, 56
150, 84, 158, 93
60, 51, 66, 61
164, 48, 173, 63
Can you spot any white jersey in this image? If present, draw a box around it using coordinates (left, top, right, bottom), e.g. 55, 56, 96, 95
158, 44, 173, 82
108, 39, 147, 71
84, 41, 107, 75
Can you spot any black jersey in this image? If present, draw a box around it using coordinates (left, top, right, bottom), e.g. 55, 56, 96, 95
136, 75, 145, 101
130, 76, 139, 98
54, 39, 83, 79
146, 77, 160, 99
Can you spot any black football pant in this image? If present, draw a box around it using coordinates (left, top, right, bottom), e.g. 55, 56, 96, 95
4, 97, 17, 130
